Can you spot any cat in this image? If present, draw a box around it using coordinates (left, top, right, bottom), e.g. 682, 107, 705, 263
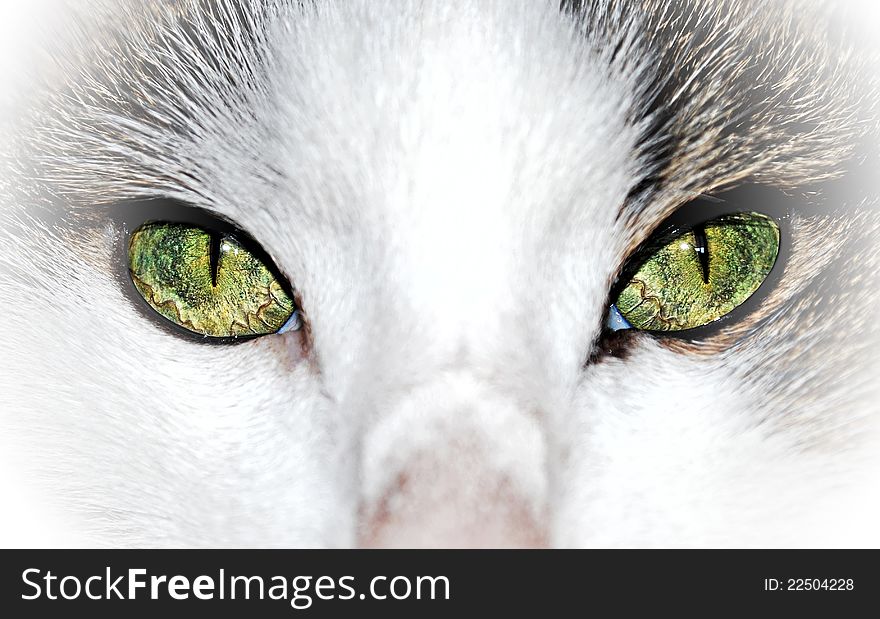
0, 0, 878, 548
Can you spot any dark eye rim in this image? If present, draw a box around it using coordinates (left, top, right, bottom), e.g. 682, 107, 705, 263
605, 184, 795, 341
112, 198, 300, 345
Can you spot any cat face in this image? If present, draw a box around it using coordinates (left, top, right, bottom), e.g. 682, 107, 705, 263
0, 0, 878, 547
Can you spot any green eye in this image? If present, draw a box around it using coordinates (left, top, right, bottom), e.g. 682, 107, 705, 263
611, 212, 780, 332
128, 222, 298, 338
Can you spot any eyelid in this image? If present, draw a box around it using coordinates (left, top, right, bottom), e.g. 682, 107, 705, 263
110, 199, 243, 240
612, 184, 797, 297
112, 198, 292, 286
605, 305, 632, 332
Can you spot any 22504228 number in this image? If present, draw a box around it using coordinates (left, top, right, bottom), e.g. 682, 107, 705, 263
764, 579, 854, 591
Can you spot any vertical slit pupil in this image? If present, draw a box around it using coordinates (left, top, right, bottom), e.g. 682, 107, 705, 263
209, 230, 221, 287
693, 224, 710, 284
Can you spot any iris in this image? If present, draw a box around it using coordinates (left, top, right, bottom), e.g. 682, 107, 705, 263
128, 223, 297, 338
612, 212, 780, 332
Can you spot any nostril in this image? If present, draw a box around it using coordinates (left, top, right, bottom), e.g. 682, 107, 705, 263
357, 461, 549, 549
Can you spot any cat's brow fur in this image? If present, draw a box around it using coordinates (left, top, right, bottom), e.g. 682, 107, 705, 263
0, 0, 878, 547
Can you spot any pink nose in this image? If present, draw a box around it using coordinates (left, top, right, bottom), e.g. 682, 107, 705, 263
355, 372, 549, 548
357, 451, 549, 548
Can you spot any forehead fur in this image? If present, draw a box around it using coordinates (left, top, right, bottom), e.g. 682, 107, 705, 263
567, 0, 878, 225
11, 1, 878, 222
